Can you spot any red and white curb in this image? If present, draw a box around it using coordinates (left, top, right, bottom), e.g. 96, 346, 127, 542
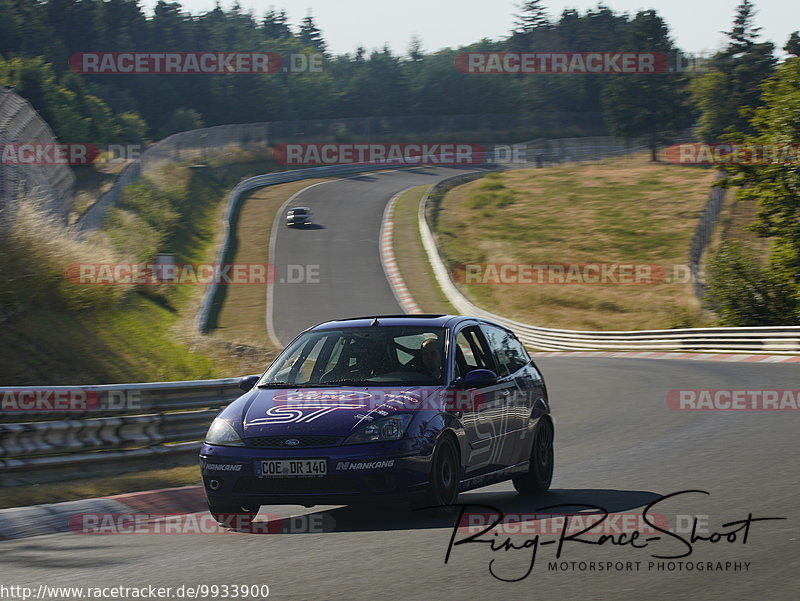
380, 189, 421, 313
378, 186, 799, 365
0, 485, 206, 540
533, 351, 800, 363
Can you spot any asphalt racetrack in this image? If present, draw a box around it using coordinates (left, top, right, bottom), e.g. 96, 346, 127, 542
3, 168, 797, 601
2, 357, 797, 600
269, 166, 480, 344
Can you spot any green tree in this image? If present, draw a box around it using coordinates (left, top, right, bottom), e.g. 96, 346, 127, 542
262, 7, 292, 40
156, 108, 205, 139
705, 242, 796, 325
785, 31, 800, 57
298, 11, 326, 53
601, 10, 691, 160
719, 57, 800, 322
690, 0, 775, 141
117, 112, 149, 145
513, 0, 550, 34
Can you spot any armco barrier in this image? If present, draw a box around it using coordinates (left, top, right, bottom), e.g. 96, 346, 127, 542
417, 175, 800, 353
0, 378, 241, 486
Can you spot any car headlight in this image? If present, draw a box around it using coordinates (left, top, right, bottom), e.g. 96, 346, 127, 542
344, 414, 413, 444
205, 417, 244, 446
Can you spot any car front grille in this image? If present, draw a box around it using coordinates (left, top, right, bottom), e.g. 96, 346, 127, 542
243, 435, 341, 448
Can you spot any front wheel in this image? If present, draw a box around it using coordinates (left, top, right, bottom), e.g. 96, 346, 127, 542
426, 436, 460, 507
513, 420, 554, 494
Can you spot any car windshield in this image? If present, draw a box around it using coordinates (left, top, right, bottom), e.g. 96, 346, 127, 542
258, 326, 446, 387
289, 208, 308, 215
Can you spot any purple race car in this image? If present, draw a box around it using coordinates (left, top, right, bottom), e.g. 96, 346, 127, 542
200, 314, 553, 522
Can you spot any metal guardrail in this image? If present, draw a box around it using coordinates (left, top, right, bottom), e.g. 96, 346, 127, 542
418, 175, 800, 353
0, 379, 241, 486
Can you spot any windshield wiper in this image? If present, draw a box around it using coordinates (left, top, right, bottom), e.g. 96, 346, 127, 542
257, 382, 300, 388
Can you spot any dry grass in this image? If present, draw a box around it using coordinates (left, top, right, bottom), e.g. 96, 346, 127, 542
0, 163, 285, 384
391, 186, 457, 314
0, 465, 201, 509
436, 153, 718, 330
1, 200, 126, 313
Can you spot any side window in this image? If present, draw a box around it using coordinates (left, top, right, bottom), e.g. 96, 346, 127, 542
505, 334, 531, 373
483, 326, 510, 376
483, 325, 530, 375
456, 332, 478, 371
454, 326, 493, 377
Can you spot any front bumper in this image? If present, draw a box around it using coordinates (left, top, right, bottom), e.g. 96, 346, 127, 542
200, 437, 433, 506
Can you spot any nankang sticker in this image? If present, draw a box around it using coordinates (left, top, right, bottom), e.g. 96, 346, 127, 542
204, 463, 243, 472
336, 460, 395, 471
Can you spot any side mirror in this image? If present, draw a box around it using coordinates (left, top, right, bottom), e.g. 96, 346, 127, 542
238, 375, 260, 392
463, 369, 498, 389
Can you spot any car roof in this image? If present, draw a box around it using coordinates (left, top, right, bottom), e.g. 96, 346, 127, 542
288, 207, 311, 211
308, 314, 479, 331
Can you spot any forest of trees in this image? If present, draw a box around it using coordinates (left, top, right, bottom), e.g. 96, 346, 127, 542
0, 0, 739, 146
1, 1, 795, 151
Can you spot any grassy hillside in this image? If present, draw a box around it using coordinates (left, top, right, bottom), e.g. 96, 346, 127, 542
0, 156, 279, 385
435, 153, 718, 330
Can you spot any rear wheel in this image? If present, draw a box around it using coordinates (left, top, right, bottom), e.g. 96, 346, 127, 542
513, 420, 554, 494
426, 436, 460, 507
208, 502, 259, 529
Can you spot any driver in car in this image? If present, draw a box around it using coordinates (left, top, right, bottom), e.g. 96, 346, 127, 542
418, 338, 442, 378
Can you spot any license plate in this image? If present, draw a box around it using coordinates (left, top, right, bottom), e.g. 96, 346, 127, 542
258, 459, 327, 478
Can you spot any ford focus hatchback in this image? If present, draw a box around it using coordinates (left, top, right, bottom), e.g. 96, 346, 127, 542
201, 315, 554, 522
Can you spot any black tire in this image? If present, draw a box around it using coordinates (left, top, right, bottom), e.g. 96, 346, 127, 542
426, 436, 460, 507
208, 502, 259, 529
513, 420, 554, 494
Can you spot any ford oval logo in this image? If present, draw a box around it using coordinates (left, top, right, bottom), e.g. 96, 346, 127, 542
284, 439, 301, 446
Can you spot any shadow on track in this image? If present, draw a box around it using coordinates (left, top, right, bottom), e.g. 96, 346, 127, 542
287, 223, 326, 230
231, 488, 662, 536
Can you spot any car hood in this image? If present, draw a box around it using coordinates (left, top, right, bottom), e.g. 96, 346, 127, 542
221, 386, 445, 438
